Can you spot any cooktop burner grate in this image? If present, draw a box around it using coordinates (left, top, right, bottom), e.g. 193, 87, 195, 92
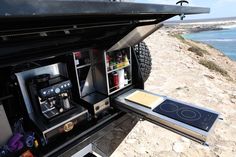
153, 100, 218, 132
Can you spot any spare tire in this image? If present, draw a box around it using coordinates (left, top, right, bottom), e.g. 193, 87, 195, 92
133, 42, 152, 82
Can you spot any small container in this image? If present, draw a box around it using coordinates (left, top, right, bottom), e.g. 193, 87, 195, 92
106, 54, 111, 70
63, 97, 70, 109
75, 59, 80, 65
113, 73, 119, 89
113, 63, 117, 69
124, 71, 129, 85
117, 69, 125, 88
124, 54, 129, 66
109, 62, 114, 70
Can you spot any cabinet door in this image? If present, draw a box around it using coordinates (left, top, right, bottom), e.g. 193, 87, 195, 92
114, 89, 219, 144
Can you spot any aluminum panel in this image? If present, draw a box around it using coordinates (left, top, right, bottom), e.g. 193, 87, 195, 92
15, 63, 68, 114
108, 24, 163, 52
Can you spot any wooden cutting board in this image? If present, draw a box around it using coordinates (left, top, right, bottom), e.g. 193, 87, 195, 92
125, 91, 164, 109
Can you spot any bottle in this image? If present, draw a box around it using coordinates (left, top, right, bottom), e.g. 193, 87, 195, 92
74, 52, 81, 66
117, 69, 125, 88
109, 74, 113, 88
110, 61, 114, 70
116, 51, 122, 68
124, 71, 128, 85
106, 54, 111, 71
124, 54, 129, 66
113, 72, 119, 90
121, 50, 126, 66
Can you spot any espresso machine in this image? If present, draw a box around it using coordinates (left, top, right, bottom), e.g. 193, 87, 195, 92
27, 74, 77, 122
16, 63, 88, 144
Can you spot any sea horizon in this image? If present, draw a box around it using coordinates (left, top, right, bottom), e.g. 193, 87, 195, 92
165, 16, 236, 24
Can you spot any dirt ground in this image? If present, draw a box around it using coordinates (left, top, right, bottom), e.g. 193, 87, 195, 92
109, 29, 236, 157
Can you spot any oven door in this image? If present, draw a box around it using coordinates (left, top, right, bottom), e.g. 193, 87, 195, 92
114, 89, 219, 144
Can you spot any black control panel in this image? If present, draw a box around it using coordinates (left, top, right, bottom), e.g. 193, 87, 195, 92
39, 80, 72, 99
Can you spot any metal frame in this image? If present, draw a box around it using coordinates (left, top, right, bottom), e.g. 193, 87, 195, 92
73, 50, 96, 97
73, 52, 83, 97
71, 144, 103, 157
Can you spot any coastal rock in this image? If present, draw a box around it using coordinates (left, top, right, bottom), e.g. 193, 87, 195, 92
231, 99, 236, 104
204, 74, 215, 79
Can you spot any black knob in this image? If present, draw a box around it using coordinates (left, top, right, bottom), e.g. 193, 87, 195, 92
95, 106, 100, 111
105, 101, 109, 105
34, 74, 50, 88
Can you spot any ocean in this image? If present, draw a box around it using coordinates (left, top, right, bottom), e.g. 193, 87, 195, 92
183, 27, 236, 61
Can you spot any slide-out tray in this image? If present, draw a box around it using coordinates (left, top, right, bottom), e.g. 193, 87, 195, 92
114, 89, 219, 143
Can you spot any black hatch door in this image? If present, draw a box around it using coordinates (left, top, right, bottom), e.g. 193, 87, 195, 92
114, 89, 219, 143
0, 1, 209, 67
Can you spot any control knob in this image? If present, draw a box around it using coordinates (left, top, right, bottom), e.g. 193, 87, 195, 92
55, 88, 61, 94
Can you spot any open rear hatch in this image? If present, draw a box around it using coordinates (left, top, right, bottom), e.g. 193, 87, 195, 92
114, 89, 219, 144
0, 1, 209, 67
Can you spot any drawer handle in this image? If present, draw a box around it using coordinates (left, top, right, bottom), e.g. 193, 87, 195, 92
63, 122, 74, 132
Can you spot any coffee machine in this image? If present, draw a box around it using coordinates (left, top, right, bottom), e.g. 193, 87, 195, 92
28, 74, 75, 122
16, 63, 89, 143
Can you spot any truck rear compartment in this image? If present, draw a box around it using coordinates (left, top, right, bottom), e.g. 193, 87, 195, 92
0, 46, 219, 156
0, 1, 217, 156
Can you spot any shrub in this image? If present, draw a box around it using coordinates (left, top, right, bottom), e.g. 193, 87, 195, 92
188, 45, 210, 56
188, 46, 204, 56
199, 59, 228, 77
173, 34, 210, 55
173, 34, 185, 42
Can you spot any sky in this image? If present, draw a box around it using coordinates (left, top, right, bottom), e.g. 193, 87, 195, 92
133, 0, 236, 20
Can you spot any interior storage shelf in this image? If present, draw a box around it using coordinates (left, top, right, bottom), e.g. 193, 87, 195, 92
109, 79, 132, 90
109, 83, 132, 95
76, 63, 91, 69
105, 47, 132, 95
107, 64, 130, 74
74, 50, 91, 68
72, 48, 132, 96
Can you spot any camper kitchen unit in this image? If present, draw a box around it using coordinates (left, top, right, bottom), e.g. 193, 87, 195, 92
0, 1, 220, 157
